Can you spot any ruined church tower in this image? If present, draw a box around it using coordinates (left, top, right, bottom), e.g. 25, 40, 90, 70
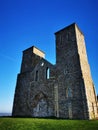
12, 23, 98, 119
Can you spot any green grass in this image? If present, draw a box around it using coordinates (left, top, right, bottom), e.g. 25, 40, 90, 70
0, 118, 98, 130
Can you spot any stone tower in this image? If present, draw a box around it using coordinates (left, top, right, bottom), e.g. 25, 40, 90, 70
12, 23, 98, 119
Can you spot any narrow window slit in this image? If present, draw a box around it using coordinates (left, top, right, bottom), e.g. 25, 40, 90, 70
46, 67, 50, 79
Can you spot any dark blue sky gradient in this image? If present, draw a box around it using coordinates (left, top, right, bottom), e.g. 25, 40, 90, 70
0, 0, 98, 113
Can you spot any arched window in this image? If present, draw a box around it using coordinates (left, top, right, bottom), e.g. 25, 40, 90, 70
67, 87, 72, 98
46, 67, 50, 79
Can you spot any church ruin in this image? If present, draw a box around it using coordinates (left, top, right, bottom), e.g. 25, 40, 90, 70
12, 23, 98, 119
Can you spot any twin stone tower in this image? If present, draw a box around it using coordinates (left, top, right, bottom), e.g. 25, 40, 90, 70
12, 23, 98, 119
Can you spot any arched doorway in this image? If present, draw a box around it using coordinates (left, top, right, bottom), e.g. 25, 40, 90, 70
32, 92, 48, 117
33, 98, 48, 117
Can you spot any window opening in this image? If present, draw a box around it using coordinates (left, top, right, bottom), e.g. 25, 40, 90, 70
67, 87, 72, 98
46, 67, 50, 79
41, 62, 44, 66
35, 70, 38, 81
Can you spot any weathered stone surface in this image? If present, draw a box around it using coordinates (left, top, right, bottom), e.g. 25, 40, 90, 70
12, 23, 98, 119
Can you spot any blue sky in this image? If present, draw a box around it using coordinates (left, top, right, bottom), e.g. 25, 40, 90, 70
0, 0, 98, 113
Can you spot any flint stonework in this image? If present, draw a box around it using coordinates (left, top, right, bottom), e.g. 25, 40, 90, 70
12, 23, 98, 119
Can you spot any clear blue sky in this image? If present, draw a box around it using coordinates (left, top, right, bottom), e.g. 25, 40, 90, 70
0, 0, 98, 113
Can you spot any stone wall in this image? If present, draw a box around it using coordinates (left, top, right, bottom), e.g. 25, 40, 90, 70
13, 56, 56, 117
75, 25, 98, 119
12, 23, 98, 119
55, 23, 88, 119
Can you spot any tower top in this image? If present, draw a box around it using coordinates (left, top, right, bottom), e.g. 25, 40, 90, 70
23, 46, 45, 58
55, 23, 83, 35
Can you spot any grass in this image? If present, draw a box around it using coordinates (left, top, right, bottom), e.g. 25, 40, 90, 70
0, 118, 98, 130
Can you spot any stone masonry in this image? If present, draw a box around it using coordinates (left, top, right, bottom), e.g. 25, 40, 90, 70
12, 23, 98, 119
